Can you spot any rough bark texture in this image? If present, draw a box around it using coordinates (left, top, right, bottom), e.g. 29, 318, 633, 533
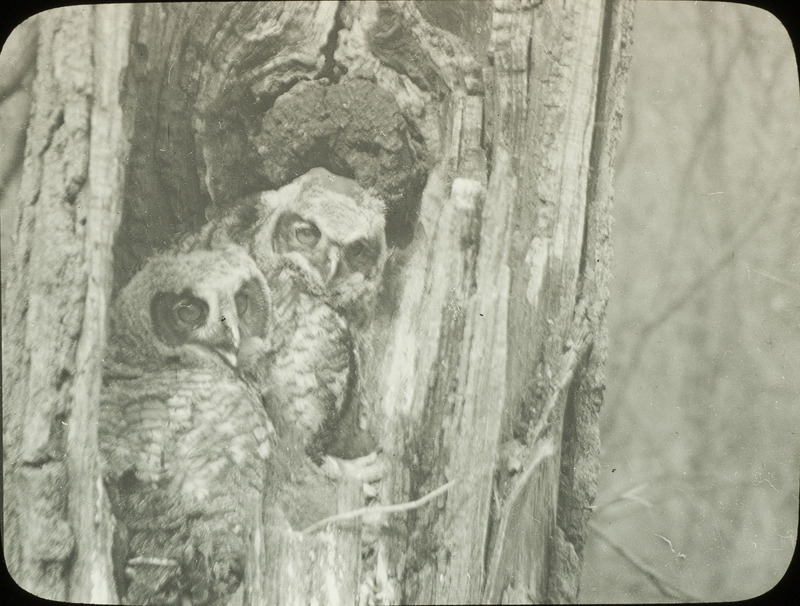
547, 2, 635, 602
3, 1, 633, 603
2, 5, 133, 603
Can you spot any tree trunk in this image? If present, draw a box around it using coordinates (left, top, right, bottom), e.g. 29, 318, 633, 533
3, 5, 134, 602
2, 1, 634, 604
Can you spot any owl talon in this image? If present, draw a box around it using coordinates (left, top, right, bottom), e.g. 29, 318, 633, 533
362, 481, 379, 500
322, 451, 384, 502
320, 455, 344, 479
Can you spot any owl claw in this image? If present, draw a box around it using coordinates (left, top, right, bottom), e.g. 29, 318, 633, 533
319, 455, 343, 479
321, 452, 384, 498
362, 481, 379, 500
331, 452, 384, 482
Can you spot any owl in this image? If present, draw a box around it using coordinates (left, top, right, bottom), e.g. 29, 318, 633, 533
181, 168, 387, 482
98, 246, 274, 605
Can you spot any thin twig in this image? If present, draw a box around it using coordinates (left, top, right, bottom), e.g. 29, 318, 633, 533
642, 196, 774, 337
659, 21, 748, 276
528, 313, 594, 446
589, 523, 701, 602
594, 470, 777, 512
483, 308, 595, 602
483, 437, 556, 603
619, 188, 783, 392
748, 267, 800, 292
301, 479, 458, 534
127, 556, 179, 568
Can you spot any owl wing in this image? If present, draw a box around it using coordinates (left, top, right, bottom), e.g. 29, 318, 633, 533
98, 383, 174, 488
170, 376, 272, 606
99, 372, 191, 604
99, 367, 271, 606
266, 290, 354, 463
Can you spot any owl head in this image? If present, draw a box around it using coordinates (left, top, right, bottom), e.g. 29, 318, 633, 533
106, 246, 272, 370
218, 169, 388, 319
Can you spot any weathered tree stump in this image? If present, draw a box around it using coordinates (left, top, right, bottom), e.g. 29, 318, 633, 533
2, 2, 634, 603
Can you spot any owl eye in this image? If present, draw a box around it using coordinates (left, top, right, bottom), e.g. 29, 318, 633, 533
347, 240, 366, 259
174, 297, 206, 327
294, 222, 321, 247
235, 291, 249, 316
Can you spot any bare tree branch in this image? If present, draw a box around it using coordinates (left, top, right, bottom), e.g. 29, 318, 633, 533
589, 523, 702, 602
301, 479, 458, 535
618, 158, 796, 395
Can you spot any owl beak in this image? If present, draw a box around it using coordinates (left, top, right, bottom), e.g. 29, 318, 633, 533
213, 318, 240, 368
325, 246, 342, 285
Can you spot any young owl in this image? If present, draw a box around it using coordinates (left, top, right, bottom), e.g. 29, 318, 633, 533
99, 246, 274, 606
182, 168, 386, 481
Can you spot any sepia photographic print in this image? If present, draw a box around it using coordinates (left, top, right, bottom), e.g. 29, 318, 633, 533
1, 1, 798, 604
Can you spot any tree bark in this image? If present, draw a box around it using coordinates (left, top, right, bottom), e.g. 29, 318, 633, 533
2, 1, 634, 603
3, 5, 134, 602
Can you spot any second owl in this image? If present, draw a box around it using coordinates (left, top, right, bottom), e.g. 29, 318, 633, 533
181, 168, 387, 480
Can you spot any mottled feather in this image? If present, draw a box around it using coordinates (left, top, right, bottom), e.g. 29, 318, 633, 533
99, 247, 273, 605
179, 168, 386, 467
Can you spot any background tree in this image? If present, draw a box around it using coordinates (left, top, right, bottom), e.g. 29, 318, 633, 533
581, 4, 799, 602
2, 2, 634, 603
